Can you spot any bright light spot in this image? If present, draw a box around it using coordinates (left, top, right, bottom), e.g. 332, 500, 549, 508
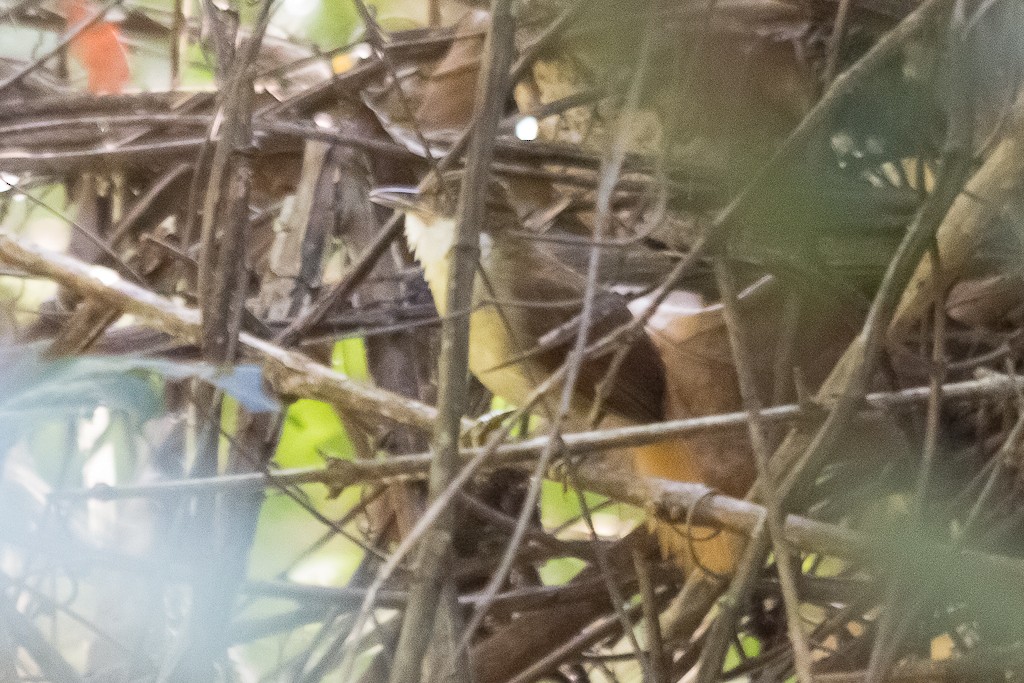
78, 406, 110, 451
289, 557, 344, 586
83, 443, 116, 489
89, 265, 121, 286
515, 116, 539, 141
314, 112, 334, 129
830, 132, 855, 156
864, 173, 885, 188
352, 43, 373, 60
559, 513, 635, 540
590, 511, 634, 537
0, 172, 19, 192
279, 0, 319, 19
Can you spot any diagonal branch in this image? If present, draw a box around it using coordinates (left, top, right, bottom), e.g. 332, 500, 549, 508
0, 231, 443, 430
710, 261, 814, 682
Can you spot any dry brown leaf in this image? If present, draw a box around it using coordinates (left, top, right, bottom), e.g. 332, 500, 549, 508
415, 9, 490, 132
361, 11, 491, 154
512, 3, 813, 169
947, 273, 1024, 328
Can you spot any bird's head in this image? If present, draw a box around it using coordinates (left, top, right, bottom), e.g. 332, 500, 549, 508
370, 173, 517, 227
369, 174, 518, 270
369, 179, 460, 269
369, 172, 461, 220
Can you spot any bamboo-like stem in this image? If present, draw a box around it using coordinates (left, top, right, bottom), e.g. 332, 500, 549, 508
385, 2, 515, 682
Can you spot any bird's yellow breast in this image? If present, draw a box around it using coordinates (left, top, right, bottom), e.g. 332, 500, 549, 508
430, 267, 541, 407
405, 213, 542, 407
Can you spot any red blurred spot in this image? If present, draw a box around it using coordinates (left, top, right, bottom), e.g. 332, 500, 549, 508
59, 0, 130, 94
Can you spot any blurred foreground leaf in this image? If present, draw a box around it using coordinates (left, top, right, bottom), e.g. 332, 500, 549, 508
0, 343, 279, 417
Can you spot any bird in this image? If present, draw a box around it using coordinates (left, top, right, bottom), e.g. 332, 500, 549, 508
370, 177, 748, 575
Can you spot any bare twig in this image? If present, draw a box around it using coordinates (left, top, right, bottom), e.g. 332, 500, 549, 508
50, 435, 1024, 594
53, 371, 1024, 503
694, 517, 770, 683
5, 178, 145, 284
633, 545, 668, 683
823, 0, 855, 83
712, 260, 814, 683
891, 93, 1024, 334
170, 0, 185, 88
385, 2, 515, 682
176, 5, 275, 674
275, 213, 404, 347
0, 592, 83, 683
569, 470, 1024, 590
455, 23, 658, 671
861, 248, 950, 683
766, 85, 974, 508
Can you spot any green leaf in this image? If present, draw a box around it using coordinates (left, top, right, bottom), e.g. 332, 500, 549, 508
276, 399, 351, 468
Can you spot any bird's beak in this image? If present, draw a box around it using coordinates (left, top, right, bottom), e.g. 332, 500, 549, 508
369, 186, 424, 213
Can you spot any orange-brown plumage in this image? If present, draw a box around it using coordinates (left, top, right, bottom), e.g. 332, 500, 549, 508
372, 182, 752, 575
